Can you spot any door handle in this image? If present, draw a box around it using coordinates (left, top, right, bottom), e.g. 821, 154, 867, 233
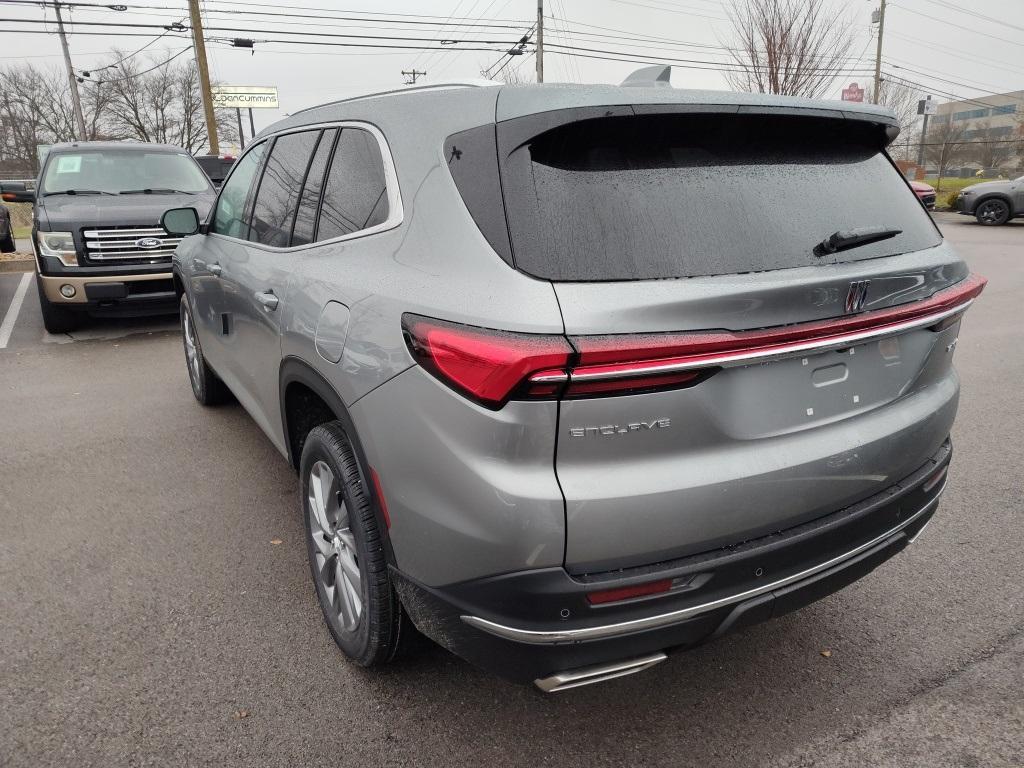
208, 263, 222, 277
255, 290, 279, 311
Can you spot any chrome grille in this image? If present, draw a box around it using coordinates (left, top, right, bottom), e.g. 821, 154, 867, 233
82, 226, 182, 263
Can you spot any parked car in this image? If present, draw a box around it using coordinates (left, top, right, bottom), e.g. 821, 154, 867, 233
194, 153, 236, 187
29, 141, 217, 333
166, 77, 984, 692
910, 180, 936, 209
954, 176, 1024, 225
0, 203, 14, 253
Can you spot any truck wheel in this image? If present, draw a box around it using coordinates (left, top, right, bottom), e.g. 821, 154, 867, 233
180, 294, 230, 405
0, 233, 14, 253
36, 277, 80, 334
975, 198, 1010, 226
301, 421, 407, 667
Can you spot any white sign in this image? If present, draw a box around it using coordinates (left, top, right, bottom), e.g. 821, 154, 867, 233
211, 85, 279, 109
918, 98, 937, 116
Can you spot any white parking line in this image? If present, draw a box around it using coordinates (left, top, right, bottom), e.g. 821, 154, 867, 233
0, 272, 32, 349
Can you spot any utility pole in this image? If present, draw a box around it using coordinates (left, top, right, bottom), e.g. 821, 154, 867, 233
536, 0, 544, 83
401, 69, 426, 84
872, 0, 887, 104
188, 0, 219, 154
54, 2, 86, 140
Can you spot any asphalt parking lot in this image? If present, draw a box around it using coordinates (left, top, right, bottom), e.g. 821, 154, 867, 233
1, 213, 1021, 767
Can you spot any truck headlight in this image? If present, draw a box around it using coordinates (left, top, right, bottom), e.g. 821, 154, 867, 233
36, 231, 78, 266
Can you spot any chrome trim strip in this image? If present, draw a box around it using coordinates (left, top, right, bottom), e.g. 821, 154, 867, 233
83, 228, 166, 238
534, 652, 667, 693
569, 301, 973, 382
528, 371, 569, 383
462, 481, 946, 645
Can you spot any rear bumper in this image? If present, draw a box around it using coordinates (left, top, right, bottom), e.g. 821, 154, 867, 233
394, 440, 951, 687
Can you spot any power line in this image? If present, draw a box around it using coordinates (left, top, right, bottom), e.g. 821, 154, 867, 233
895, 5, 1024, 50
919, 0, 1024, 35
83, 43, 191, 81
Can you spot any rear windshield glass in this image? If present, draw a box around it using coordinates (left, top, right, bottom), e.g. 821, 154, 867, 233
499, 113, 940, 281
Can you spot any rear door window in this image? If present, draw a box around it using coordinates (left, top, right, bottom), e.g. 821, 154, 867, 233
292, 128, 338, 247
497, 113, 941, 281
316, 128, 389, 241
249, 130, 320, 247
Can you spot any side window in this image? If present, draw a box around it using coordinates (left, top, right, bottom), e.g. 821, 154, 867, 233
248, 130, 321, 247
210, 143, 266, 238
292, 128, 337, 247
316, 128, 389, 242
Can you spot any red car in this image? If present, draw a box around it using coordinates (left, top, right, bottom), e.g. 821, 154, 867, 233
910, 180, 936, 209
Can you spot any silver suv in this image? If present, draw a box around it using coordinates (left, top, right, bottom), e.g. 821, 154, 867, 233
165, 80, 984, 692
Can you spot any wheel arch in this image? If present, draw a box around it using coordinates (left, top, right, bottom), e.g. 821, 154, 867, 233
974, 193, 1015, 216
281, 356, 398, 564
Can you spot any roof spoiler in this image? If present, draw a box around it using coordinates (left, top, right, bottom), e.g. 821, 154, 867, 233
620, 65, 672, 88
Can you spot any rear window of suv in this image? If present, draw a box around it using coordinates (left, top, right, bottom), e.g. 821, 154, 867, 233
494, 112, 940, 281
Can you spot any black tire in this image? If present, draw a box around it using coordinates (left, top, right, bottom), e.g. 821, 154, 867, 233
35, 276, 80, 334
300, 421, 406, 667
0, 232, 14, 253
179, 294, 230, 405
975, 198, 1011, 226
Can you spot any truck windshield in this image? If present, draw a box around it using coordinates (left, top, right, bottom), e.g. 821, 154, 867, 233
40, 150, 211, 196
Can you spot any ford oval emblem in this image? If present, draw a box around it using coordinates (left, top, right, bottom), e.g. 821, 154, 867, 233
136, 237, 162, 249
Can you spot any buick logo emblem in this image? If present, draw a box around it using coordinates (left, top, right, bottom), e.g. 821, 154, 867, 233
845, 280, 871, 313
135, 237, 162, 249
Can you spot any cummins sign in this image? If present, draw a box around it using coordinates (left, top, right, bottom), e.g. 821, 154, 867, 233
211, 86, 279, 109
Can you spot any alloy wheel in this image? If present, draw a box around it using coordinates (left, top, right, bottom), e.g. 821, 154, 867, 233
307, 460, 363, 632
182, 307, 202, 392
977, 200, 1007, 224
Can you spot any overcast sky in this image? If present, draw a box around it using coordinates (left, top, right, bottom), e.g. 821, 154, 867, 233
1, 0, 1022, 148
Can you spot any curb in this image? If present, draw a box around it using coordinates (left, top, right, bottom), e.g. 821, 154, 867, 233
0, 258, 34, 273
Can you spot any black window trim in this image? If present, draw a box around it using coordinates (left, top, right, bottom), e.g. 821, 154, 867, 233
206, 120, 404, 253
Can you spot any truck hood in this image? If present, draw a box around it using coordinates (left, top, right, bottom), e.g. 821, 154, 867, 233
36, 191, 216, 231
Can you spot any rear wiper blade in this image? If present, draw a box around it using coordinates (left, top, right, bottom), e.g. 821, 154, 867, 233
41, 189, 116, 197
815, 226, 902, 256
119, 188, 192, 195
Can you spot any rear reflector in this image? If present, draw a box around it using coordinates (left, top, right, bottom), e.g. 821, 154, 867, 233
370, 467, 391, 529
587, 579, 673, 605
402, 274, 985, 409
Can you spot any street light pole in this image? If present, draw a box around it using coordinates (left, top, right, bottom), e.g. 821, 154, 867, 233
188, 0, 220, 154
536, 0, 544, 83
872, 0, 887, 104
54, 2, 87, 140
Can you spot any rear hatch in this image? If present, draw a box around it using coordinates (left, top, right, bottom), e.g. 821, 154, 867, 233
495, 105, 975, 574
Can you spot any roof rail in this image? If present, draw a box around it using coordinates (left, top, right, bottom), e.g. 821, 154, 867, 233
290, 79, 498, 117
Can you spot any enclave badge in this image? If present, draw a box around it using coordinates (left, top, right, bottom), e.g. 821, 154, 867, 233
569, 418, 672, 438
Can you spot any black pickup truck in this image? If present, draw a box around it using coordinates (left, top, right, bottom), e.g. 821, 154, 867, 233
25, 142, 217, 333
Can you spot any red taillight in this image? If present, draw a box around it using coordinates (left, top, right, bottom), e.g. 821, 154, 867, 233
403, 275, 985, 409
402, 314, 572, 409
587, 579, 673, 605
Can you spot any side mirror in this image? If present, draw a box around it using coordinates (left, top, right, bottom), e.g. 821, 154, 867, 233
162, 207, 201, 236
0, 182, 35, 204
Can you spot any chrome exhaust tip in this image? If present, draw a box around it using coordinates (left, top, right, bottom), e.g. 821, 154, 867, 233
534, 651, 667, 693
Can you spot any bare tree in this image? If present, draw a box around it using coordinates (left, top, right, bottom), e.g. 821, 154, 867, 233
0, 64, 107, 176
967, 125, 1015, 171
99, 53, 236, 153
923, 119, 972, 183
723, 0, 855, 99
